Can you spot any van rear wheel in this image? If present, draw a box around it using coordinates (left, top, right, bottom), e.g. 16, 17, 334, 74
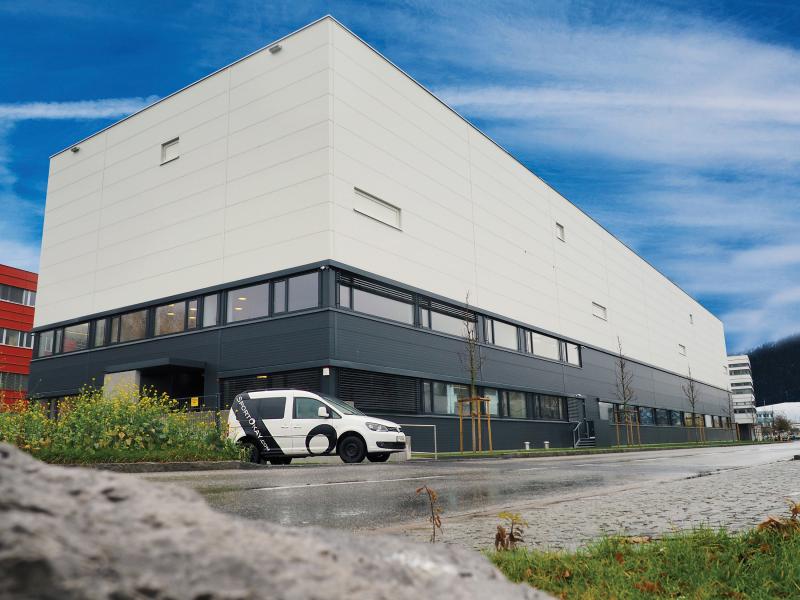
339, 435, 366, 463
367, 452, 390, 463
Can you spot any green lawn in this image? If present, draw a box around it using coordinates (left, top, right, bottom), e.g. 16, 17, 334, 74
414, 440, 774, 460
489, 524, 800, 599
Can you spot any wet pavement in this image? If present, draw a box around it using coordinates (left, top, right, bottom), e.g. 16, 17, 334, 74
138, 442, 800, 535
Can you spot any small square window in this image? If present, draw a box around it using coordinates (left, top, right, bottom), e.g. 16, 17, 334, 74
678, 344, 687, 356
161, 138, 180, 164
689, 313, 694, 324
556, 222, 565, 241
592, 302, 607, 320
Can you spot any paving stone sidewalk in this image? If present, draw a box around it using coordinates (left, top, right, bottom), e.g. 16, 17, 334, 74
387, 460, 799, 551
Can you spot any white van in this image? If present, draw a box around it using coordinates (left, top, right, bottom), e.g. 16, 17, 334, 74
227, 389, 406, 464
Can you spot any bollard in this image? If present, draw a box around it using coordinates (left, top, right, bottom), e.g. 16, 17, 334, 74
524, 441, 530, 450
404, 435, 412, 461
544, 441, 550, 449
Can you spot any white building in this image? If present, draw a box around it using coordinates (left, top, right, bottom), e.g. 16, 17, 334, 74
29, 16, 732, 450
727, 354, 758, 440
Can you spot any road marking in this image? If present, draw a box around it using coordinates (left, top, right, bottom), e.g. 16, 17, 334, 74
516, 467, 550, 472
253, 474, 447, 492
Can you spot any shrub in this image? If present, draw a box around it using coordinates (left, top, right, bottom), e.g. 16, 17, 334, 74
0, 386, 242, 463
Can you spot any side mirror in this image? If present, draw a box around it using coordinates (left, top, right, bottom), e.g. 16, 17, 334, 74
317, 406, 330, 419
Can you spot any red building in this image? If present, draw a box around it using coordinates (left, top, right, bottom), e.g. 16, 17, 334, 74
0, 264, 37, 407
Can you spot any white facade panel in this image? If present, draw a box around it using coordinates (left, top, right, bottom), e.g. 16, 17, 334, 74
36, 17, 727, 390
36, 18, 336, 329
325, 19, 727, 388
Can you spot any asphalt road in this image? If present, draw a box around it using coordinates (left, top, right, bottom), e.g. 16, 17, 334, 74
139, 442, 800, 532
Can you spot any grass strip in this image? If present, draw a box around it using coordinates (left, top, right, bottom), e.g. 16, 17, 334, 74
414, 440, 778, 460
490, 526, 800, 599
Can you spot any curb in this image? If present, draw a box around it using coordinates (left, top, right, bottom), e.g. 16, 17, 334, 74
412, 441, 782, 462
65, 460, 267, 473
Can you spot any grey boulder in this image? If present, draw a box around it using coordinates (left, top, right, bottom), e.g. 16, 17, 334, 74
0, 444, 550, 599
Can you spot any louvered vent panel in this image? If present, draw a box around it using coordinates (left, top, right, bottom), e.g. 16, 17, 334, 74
336, 368, 419, 414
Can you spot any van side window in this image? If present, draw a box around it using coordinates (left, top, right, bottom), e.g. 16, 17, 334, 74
294, 397, 339, 419
257, 397, 286, 420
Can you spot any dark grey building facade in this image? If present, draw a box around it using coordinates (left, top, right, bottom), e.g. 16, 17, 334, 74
30, 261, 735, 452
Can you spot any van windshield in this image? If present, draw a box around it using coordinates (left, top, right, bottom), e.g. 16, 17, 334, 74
321, 394, 364, 416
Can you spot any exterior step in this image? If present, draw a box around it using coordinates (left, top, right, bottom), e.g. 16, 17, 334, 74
575, 438, 597, 448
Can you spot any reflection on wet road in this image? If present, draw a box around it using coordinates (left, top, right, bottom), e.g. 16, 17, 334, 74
139, 442, 800, 531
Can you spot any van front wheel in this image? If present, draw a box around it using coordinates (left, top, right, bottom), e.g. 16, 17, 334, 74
367, 452, 390, 463
339, 435, 366, 463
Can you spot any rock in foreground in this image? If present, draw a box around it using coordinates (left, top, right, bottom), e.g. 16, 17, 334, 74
0, 444, 549, 599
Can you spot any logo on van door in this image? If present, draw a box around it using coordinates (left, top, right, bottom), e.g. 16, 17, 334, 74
305, 424, 338, 455
232, 394, 286, 457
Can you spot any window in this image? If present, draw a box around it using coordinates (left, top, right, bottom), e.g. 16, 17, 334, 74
0, 372, 28, 390
420, 301, 476, 338
273, 280, 287, 314
683, 412, 694, 427
338, 284, 351, 309
93, 319, 107, 347
353, 288, 413, 324
0, 328, 34, 349
62, 323, 89, 353
161, 137, 179, 164
287, 272, 319, 312
294, 396, 328, 419
155, 302, 186, 336
592, 302, 607, 320
638, 406, 655, 425
227, 283, 269, 322
187, 299, 198, 329
655, 408, 670, 426
37, 330, 54, 357
54, 329, 63, 354
202, 294, 218, 327
526, 331, 560, 360
704, 414, 713, 428
353, 188, 401, 230
503, 391, 527, 419
669, 410, 683, 426
598, 401, 613, 421
556, 222, 565, 241
430, 310, 473, 337
0, 284, 35, 306
481, 387, 500, 416
255, 397, 286, 420
689, 313, 694, 324
116, 310, 147, 343
678, 344, 687, 356
430, 382, 470, 415
563, 342, 581, 366
486, 319, 518, 350
728, 369, 751, 376
537, 395, 565, 420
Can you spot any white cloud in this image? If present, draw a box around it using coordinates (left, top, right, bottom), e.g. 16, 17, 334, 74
0, 96, 158, 121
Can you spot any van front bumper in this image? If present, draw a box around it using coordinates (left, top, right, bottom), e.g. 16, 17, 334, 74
376, 441, 406, 450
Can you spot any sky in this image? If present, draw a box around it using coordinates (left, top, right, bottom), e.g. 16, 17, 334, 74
1, 0, 799, 353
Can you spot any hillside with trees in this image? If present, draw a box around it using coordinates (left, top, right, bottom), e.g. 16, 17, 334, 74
748, 333, 800, 406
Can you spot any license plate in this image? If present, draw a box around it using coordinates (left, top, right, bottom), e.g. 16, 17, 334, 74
396, 435, 404, 442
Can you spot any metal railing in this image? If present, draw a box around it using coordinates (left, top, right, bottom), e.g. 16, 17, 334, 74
398, 423, 438, 459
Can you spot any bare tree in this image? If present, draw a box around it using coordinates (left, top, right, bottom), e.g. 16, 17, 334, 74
682, 365, 704, 443
458, 293, 483, 451
614, 337, 637, 446
724, 392, 738, 442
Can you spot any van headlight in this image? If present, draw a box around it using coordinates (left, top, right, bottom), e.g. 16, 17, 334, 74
366, 422, 389, 432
